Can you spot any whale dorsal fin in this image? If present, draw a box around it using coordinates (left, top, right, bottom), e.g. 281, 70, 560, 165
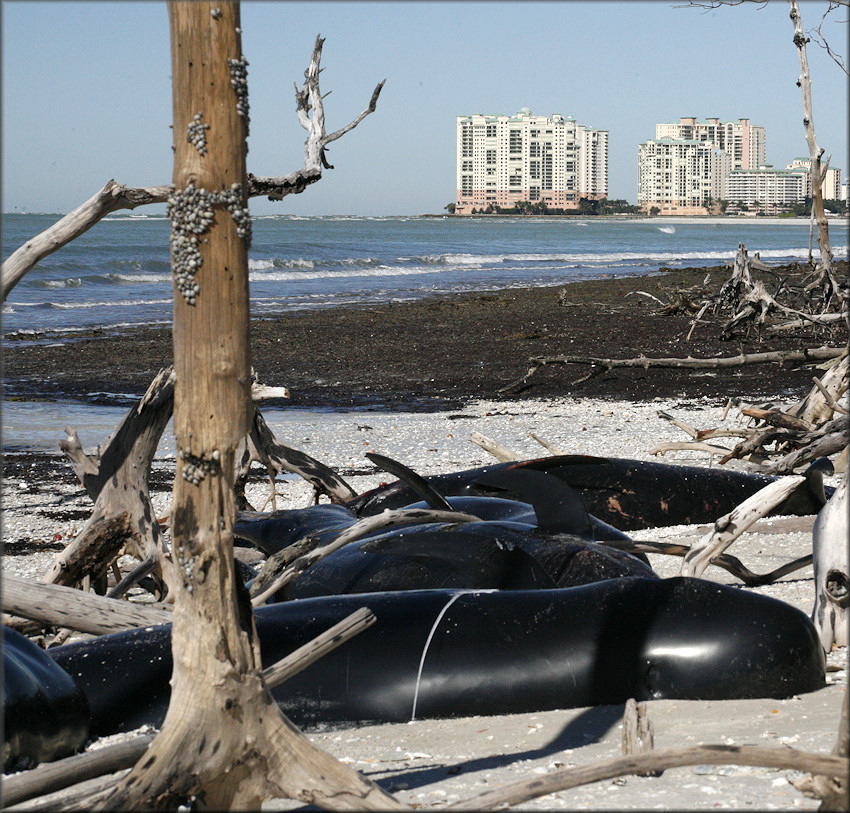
366, 451, 454, 512
473, 468, 592, 536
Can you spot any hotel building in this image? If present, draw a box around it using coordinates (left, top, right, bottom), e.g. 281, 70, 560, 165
638, 117, 765, 214
455, 109, 608, 214
786, 158, 844, 200
637, 139, 732, 216
655, 117, 765, 171
724, 165, 809, 214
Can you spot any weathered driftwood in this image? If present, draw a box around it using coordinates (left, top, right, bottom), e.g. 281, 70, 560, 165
769, 312, 845, 332
789, 0, 837, 301
529, 432, 566, 456
789, 353, 849, 425
621, 699, 658, 777
52, 362, 355, 602
741, 406, 814, 432
250, 507, 481, 607
469, 431, 521, 462
721, 279, 779, 339
602, 538, 812, 588
500, 345, 845, 394
262, 606, 376, 688
715, 243, 754, 313
764, 414, 849, 475
679, 475, 807, 578
2, 573, 172, 634
650, 440, 733, 460
248, 534, 325, 599
811, 478, 848, 652
1, 735, 156, 808
447, 745, 849, 811
237, 408, 358, 507
95, 12, 398, 810
46, 367, 175, 596
718, 426, 782, 466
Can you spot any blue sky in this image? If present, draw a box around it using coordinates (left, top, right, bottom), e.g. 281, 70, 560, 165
2, 1, 847, 215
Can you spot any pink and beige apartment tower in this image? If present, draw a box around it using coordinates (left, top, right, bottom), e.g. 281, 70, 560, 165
455, 109, 608, 214
639, 117, 766, 215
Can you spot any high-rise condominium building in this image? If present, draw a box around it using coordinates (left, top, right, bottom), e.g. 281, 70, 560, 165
724, 166, 809, 214
638, 117, 765, 214
786, 158, 844, 200
455, 109, 608, 214
637, 139, 732, 216
655, 117, 765, 170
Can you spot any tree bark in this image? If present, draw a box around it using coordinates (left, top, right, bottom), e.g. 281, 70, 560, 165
44, 367, 175, 596
96, 4, 401, 809
2, 573, 172, 634
789, 0, 836, 298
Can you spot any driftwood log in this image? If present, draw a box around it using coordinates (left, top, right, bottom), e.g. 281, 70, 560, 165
448, 745, 848, 811
679, 475, 807, 578
91, 12, 400, 810
235, 408, 357, 509
2, 573, 172, 634
46, 367, 175, 598
500, 345, 845, 394
621, 699, 658, 777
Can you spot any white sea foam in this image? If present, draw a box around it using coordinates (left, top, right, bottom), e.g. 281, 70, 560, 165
248, 265, 445, 283
38, 278, 83, 289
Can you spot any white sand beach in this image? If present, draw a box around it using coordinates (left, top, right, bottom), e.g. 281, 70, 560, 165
2, 395, 846, 810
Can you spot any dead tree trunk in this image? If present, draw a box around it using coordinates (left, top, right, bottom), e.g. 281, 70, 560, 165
789, 0, 837, 304
811, 478, 848, 652
96, 4, 400, 809
44, 366, 175, 597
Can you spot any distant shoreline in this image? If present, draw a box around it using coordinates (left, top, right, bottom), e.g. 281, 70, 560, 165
419, 213, 832, 225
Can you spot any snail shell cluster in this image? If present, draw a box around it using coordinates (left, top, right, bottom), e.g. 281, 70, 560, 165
180, 448, 221, 485
219, 183, 252, 245
187, 112, 210, 156
167, 183, 215, 305
227, 55, 250, 136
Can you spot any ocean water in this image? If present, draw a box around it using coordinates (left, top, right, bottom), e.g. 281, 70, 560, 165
2, 212, 847, 451
3, 212, 847, 338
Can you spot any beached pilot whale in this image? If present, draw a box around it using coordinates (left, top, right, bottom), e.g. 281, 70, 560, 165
3, 627, 90, 771
347, 454, 834, 531
50, 577, 825, 736
237, 463, 656, 600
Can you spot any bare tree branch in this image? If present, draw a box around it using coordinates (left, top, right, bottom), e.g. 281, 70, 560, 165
1, 35, 383, 301
448, 745, 848, 810
811, 1, 849, 74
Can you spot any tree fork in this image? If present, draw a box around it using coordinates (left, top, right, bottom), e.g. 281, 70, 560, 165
95, 3, 401, 809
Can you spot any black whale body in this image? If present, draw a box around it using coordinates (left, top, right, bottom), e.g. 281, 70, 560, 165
347, 455, 833, 531
3, 627, 90, 770
237, 475, 655, 600
282, 509, 656, 601
50, 578, 825, 736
